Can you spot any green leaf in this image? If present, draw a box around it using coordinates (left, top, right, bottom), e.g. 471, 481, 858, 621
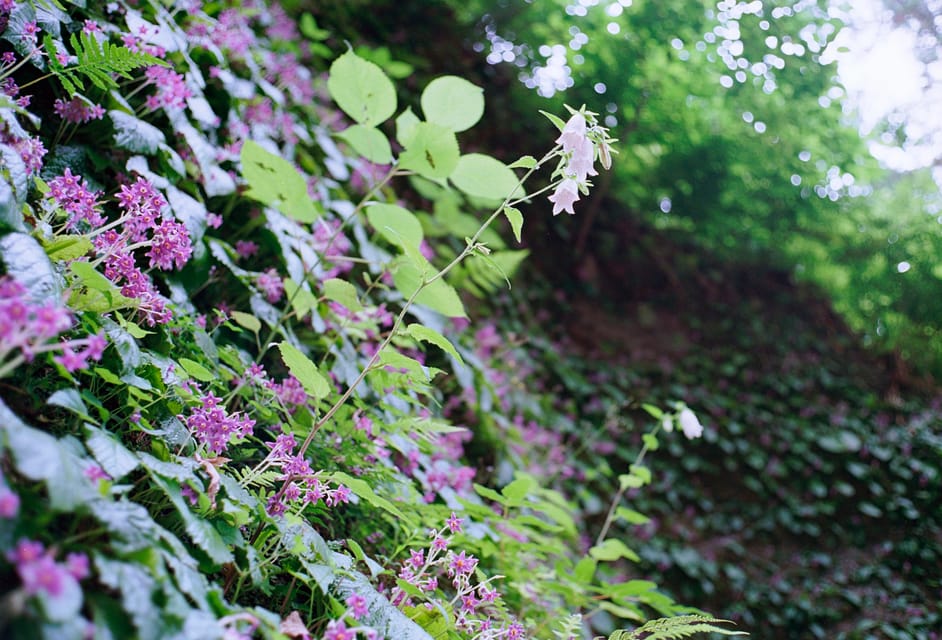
178, 357, 215, 382
149, 474, 234, 565
450, 153, 522, 202
540, 109, 568, 132
240, 140, 320, 223
377, 348, 441, 383
366, 203, 424, 250
0, 398, 93, 511
502, 206, 524, 243
43, 234, 93, 261
399, 122, 460, 180
230, 310, 261, 333
392, 258, 467, 318
0, 232, 59, 303
406, 323, 464, 364
573, 557, 597, 583
327, 50, 397, 127
395, 107, 420, 147
642, 433, 660, 451
277, 342, 331, 399
323, 278, 363, 312
85, 425, 139, 480
330, 471, 410, 523
589, 538, 640, 563
502, 474, 536, 505
420, 76, 485, 133
615, 507, 651, 525
300, 13, 330, 41
472, 483, 505, 504
608, 615, 748, 639
337, 124, 392, 164
284, 278, 318, 319
110, 110, 165, 154
508, 155, 538, 169
47, 388, 94, 422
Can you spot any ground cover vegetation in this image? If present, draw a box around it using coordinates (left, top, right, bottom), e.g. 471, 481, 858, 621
0, 1, 750, 639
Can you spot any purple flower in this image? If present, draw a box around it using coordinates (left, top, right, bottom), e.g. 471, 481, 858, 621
345, 593, 368, 619
0, 487, 19, 518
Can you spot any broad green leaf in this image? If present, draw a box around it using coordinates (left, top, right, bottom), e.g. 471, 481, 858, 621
178, 357, 215, 382
43, 235, 93, 261
230, 310, 261, 333
420, 76, 485, 133
327, 50, 397, 127
284, 278, 318, 320
85, 425, 139, 480
473, 483, 505, 504
502, 474, 536, 504
149, 474, 233, 565
240, 140, 319, 223
337, 124, 392, 164
47, 388, 95, 422
277, 342, 331, 399
392, 258, 467, 318
589, 538, 640, 562
300, 13, 330, 41
0, 232, 58, 303
642, 433, 660, 451
399, 122, 460, 180
366, 203, 424, 250
573, 557, 597, 583
406, 323, 464, 364
450, 153, 522, 202
1, 398, 93, 511
323, 277, 363, 312
395, 107, 420, 147
502, 206, 524, 243
110, 110, 165, 154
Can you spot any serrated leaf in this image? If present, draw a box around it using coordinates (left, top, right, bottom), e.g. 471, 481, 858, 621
406, 323, 464, 364
337, 124, 392, 164
323, 278, 363, 312
0, 232, 59, 303
277, 342, 330, 399
502, 206, 524, 243
85, 425, 139, 480
420, 76, 484, 133
590, 538, 640, 563
399, 122, 459, 180
240, 140, 319, 223
327, 50, 397, 127
110, 110, 165, 154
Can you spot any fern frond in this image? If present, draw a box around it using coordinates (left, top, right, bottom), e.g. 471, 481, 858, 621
44, 32, 167, 96
609, 615, 748, 640
552, 613, 583, 639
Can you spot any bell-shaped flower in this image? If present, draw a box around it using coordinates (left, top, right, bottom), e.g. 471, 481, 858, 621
679, 408, 704, 440
556, 113, 587, 153
568, 136, 598, 183
548, 178, 580, 216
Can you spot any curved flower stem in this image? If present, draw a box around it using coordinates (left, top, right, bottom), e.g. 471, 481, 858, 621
594, 423, 661, 547
295, 147, 560, 459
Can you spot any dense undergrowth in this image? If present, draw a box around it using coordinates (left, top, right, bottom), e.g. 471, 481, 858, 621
514, 214, 942, 639
1, 1, 940, 640
0, 1, 741, 639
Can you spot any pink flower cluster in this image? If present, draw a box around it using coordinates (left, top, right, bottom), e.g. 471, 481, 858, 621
261, 433, 352, 516
54, 97, 106, 124
5, 539, 89, 600
390, 515, 525, 638
48, 168, 104, 230
0, 276, 107, 375
548, 113, 598, 216
143, 65, 192, 110
181, 392, 255, 455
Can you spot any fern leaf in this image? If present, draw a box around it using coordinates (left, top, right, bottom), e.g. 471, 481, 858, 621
45, 31, 167, 96
609, 615, 748, 640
